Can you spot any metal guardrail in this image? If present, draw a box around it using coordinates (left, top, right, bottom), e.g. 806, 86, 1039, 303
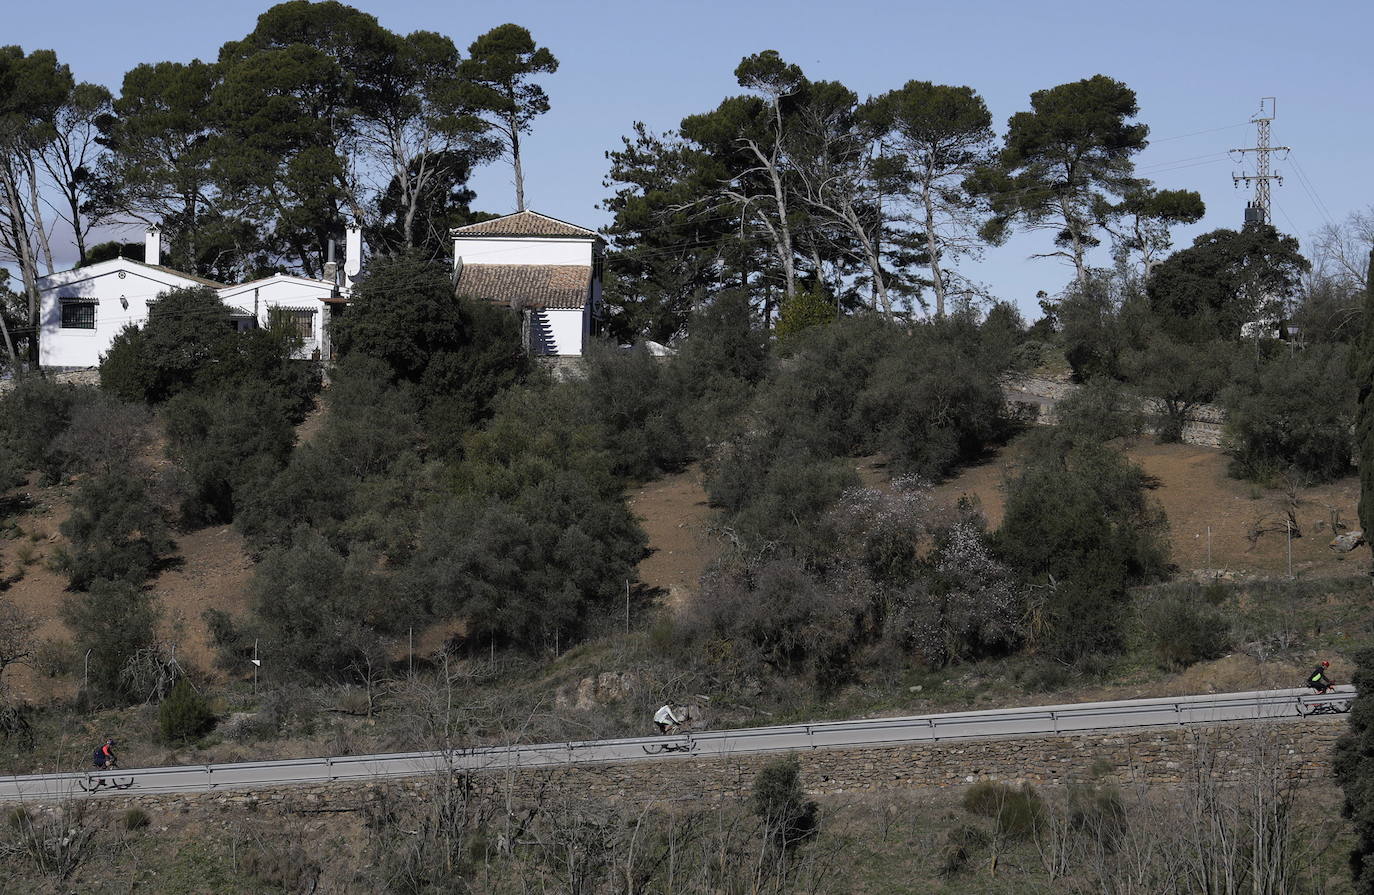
0, 686, 1353, 801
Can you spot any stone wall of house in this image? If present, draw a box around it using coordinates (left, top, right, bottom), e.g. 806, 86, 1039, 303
0, 369, 100, 395
535, 355, 587, 381
1004, 374, 1227, 449
38, 719, 1340, 819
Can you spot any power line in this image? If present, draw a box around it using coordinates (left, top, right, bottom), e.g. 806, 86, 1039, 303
1287, 153, 1336, 229
1151, 121, 1252, 143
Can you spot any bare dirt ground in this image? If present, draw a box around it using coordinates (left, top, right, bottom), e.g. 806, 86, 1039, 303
623, 436, 1366, 620
627, 464, 719, 610
931, 433, 1364, 578
0, 483, 74, 702
0, 481, 254, 700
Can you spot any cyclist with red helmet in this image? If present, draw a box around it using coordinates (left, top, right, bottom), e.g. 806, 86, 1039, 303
1307, 661, 1334, 694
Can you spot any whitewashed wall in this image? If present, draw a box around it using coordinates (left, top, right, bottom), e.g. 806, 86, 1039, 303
38, 260, 206, 368
545, 309, 587, 356
220, 275, 335, 360
454, 237, 593, 267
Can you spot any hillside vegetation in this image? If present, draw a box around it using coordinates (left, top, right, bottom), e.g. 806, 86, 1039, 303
3, 10, 1374, 890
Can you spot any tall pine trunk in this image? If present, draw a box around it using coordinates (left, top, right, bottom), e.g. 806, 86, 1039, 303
922, 177, 946, 317
508, 105, 525, 212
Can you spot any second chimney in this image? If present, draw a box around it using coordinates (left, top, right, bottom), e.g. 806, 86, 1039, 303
344, 226, 362, 278
144, 226, 161, 266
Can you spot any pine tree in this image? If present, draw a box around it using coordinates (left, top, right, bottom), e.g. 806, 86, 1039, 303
158, 677, 214, 743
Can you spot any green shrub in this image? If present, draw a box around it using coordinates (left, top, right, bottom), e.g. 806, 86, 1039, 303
163, 381, 297, 524
859, 328, 1009, 478
1068, 784, 1127, 845
667, 291, 769, 452
410, 384, 648, 654
997, 438, 1170, 661
751, 755, 818, 850
56, 471, 173, 589
0, 378, 80, 482
685, 556, 864, 689
1059, 275, 1129, 381
775, 287, 836, 345
577, 343, 689, 479
158, 677, 215, 743
962, 779, 1011, 816
712, 452, 859, 553
331, 253, 527, 457
1122, 334, 1229, 443
6, 805, 27, 828
251, 528, 400, 680
1224, 343, 1356, 484
939, 823, 988, 877
60, 580, 159, 703
1019, 661, 1071, 693
202, 608, 257, 673
122, 808, 150, 830
961, 780, 1044, 839
233, 358, 425, 555
1138, 593, 1232, 670
100, 287, 232, 404
996, 786, 1045, 839
100, 286, 318, 410
99, 325, 157, 405
1054, 378, 1144, 443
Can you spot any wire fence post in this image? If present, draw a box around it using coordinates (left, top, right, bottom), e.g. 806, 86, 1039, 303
625, 580, 630, 636
1206, 525, 1212, 567
1286, 518, 1293, 578
408, 627, 414, 678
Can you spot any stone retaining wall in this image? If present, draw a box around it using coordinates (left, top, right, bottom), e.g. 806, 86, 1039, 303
0, 369, 100, 394
1004, 374, 1227, 449
35, 719, 1339, 817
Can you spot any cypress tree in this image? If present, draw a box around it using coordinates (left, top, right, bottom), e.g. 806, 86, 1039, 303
1354, 249, 1374, 541
1339, 250, 1374, 892
1335, 647, 1374, 893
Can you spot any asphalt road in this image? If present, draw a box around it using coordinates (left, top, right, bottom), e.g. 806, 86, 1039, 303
0, 685, 1353, 802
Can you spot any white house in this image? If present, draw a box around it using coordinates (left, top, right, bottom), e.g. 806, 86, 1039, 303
219, 273, 343, 361
451, 210, 603, 356
37, 227, 344, 369
37, 229, 227, 369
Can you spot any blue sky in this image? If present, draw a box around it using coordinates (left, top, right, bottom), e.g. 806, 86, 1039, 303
7, 0, 1372, 318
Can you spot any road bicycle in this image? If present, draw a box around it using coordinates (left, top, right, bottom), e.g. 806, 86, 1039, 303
643, 718, 700, 755
79, 759, 134, 792
642, 734, 698, 755
1300, 692, 1351, 717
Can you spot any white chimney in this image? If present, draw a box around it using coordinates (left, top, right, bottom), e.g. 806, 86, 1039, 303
144, 226, 161, 265
344, 225, 362, 278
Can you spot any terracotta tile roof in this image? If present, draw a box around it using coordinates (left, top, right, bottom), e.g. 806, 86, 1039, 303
451, 210, 599, 239
455, 264, 591, 310
133, 260, 227, 288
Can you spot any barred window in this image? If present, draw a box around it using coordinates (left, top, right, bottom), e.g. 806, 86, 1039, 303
60, 301, 96, 329
287, 309, 314, 340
